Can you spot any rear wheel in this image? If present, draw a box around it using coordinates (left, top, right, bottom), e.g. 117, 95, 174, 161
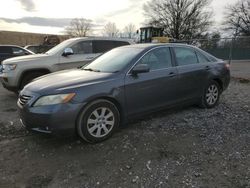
77, 99, 120, 143
200, 80, 221, 108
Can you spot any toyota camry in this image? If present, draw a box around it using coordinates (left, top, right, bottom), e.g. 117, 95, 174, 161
18, 44, 230, 143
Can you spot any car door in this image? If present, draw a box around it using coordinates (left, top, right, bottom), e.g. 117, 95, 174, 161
59, 40, 96, 70
125, 47, 179, 116
173, 47, 210, 101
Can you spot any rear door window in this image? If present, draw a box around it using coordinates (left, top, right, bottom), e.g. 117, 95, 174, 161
71, 41, 93, 54
93, 40, 113, 53
196, 51, 211, 64
93, 40, 130, 53
112, 41, 129, 48
174, 47, 198, 66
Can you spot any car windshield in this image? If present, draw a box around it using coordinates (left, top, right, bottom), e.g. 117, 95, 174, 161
82, 47, 142, 73
45, 39, 76, 55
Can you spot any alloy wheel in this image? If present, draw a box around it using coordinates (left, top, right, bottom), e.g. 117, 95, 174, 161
205, 84, 219, 105
87, 107, 115, 138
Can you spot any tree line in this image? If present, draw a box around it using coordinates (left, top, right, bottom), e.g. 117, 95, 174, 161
65, 19, 137, 39
64, 0, 250, 40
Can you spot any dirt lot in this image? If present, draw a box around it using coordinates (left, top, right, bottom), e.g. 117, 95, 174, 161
0, 79, 250, 188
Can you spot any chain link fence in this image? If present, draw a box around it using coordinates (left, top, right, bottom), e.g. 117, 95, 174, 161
174, 36, 250, 60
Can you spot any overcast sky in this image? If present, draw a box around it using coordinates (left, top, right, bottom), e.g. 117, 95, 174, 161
0, 0, 238, 35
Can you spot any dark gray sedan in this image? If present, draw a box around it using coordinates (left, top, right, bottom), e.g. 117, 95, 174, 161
18, 44, 230, 143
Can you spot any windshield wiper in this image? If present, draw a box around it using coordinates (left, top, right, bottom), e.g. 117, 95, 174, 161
82, 68, 100, 72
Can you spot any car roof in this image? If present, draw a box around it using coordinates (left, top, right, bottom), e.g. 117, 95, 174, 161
24, 45, 38, 47
117, 43, 192, 50
65, 37, 134, 44
0, 45, 25, 48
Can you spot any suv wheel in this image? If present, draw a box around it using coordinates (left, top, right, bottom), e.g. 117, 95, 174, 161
77, 99, 120, 143
20, 72, 46, 90
200, 80, 221, 108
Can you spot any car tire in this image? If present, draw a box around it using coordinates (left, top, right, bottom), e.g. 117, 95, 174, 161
200, 80, 221, 108
20, 72, 45, 90
76, 99, 120, 143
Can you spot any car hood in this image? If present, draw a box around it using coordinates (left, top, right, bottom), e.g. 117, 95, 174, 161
23, 69, 115, 93
2, 54, 49, 64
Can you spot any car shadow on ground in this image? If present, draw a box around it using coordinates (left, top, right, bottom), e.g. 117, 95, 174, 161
24, 103, 197, 148
122, 104, 197, 129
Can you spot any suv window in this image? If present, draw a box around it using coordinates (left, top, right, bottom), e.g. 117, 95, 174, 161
26, 46, 38, 53
113, 41, 129, 48
93, 41, 113, 53
71, 41, 92, 54
196, 51, 210, 63
12, 47, 26, 55
138, 47, 172, 70
0, 46, 12, 54
93, 40, 129, 53
174, 47, 198, 66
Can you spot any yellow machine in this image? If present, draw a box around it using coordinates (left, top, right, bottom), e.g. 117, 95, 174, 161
151, 36, 170, 43
139, 26, 172, 43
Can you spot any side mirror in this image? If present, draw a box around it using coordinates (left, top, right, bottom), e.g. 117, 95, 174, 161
131, 64, 150, 75
62, 48, 74, 56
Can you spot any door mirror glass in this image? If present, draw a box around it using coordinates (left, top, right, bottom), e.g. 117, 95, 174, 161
131, 64, 150, 75
62, 48, 74, 56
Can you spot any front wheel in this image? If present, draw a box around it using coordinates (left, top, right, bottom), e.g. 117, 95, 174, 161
19, 72, 46, 90
76, 99, 120, 143
200, 80, 221, 108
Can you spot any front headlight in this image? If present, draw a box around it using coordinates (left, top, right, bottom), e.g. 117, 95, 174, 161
3, 64, 17, 72
33, 93, 76, 107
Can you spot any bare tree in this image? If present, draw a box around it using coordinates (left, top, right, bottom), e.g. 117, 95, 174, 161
103, 22, 120, 37
224, 0, 250, 36
65, 18, 93, 37
123, 23, 137, 38
200, 31, 221, 48
143, 0, 213, 40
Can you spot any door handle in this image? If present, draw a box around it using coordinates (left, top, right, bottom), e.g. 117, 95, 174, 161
86, 56, 94, 60
205, 66, 210, 70
169, 72, 176, 77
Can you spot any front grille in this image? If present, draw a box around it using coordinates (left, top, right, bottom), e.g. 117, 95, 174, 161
18, 95, 32, 106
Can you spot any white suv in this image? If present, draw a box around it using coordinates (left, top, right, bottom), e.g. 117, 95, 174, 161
0, 37, 132, 92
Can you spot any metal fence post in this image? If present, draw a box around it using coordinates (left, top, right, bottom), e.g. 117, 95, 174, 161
228, 38, 233, 64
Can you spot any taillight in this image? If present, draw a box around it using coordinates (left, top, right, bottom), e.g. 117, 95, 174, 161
225, 63, 230, 69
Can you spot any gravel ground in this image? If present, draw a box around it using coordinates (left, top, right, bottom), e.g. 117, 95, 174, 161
0, 78, 249, 188
229, 60, 250, 79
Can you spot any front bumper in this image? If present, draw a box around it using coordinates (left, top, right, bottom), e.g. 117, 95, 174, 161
18, 94, 86, 135
0, 71, 19, 92
1, 79, 18, 92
